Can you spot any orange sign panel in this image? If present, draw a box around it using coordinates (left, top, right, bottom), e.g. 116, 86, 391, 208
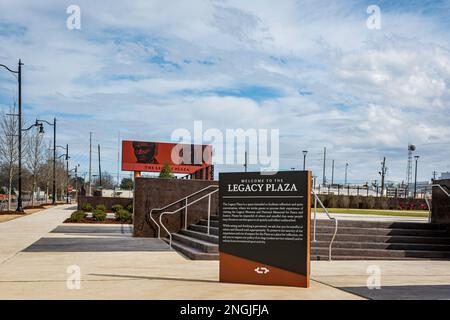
121, 140, 212, 174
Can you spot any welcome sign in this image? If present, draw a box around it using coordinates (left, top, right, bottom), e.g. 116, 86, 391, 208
219, 171, 311, 287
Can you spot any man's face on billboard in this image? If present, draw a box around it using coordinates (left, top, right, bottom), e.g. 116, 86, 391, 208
133, 142, 156, 163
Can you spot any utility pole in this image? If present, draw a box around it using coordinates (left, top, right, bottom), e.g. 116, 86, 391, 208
414, 156, 419, 198
380, 157, 386, 197
432, 171, 437, 181
302, 150, 308, 171
331, 160, 335, 185
117, 131, 120, 188
88, 132, 92, 196
322, 147, 326, 186
98, 144, 102, 188
53, 118, 56, 204
75, 165, 78, 201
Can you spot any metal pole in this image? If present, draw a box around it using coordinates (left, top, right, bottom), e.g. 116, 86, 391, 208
331, 160, 335, 185
302, 150, 307, 171
75, 166, 78, 201
66, 144, 69, 204
52, 118, 56, 204
345, 163, 348, 185
244, 150, 247, 172
98, 144, 102, 187
184, 197, 188, 230
17, 59, 23, 212
88, 132, 92, 196
381, 157, 386, 196
207, 194, 211, 235
313, 176, 317, 242
414, 156, 419, 198
322, 147, 326, 186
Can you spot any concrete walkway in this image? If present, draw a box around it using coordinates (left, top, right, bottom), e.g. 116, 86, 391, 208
0, 205, 449, 299
0, 204, 74, 264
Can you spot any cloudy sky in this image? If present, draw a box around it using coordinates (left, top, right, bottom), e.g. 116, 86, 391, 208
0, 0, 449, 184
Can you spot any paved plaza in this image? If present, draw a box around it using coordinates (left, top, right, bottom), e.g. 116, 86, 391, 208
0, 205, 449, 300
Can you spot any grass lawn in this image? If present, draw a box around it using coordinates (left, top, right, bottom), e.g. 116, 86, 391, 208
314, 208, 429, 217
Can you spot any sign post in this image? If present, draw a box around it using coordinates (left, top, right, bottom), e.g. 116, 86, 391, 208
219, 171, 311, 287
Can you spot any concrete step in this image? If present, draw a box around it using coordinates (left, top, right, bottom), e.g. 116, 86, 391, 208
311, 240, 450, 251
165, 239, 219, 260
179, 229, 219, 244
314, 219, 448, 231
189, 224, 219, 236
313, 233, 450, 244
314, 226, 448, 237
172, 232, 218, 253
198, 219, 219, 228
311, 247, 450, 259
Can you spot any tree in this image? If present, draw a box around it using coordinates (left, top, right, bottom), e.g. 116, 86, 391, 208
120, 177, 133, 190
0, 102, 19, 211
25, 126, 44, 206
93, 171, 115, 189
159, 164, 174, 179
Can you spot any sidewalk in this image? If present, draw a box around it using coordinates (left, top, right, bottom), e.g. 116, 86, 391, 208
1, 205, 449, 299
0, 204, 74, 264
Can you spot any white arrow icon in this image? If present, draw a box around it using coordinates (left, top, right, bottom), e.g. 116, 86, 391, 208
254, 267, 270, 274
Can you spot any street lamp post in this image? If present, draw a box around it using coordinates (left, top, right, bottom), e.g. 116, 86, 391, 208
36, 118, 56, 204
0, 59, 23, 212
345, 163, 349, 186
57, 145, 69, 203
302, 150, 308, 171
414, 156, 419, 198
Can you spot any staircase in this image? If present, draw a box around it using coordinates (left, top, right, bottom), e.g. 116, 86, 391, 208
167, 217, 450, 261
167, 216, 219, 260
312, 219, 450, 260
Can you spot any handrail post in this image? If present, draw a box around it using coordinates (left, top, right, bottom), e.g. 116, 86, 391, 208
184, 197, 188, 230
207, 194, 211, 235
313, 193, 317, 242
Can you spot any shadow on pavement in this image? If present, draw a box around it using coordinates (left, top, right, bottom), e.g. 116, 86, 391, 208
90, 273, 218, 284
341, 284, 450, 300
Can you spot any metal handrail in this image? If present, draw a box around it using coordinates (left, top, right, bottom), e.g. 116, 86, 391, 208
147, 184, 219, 238
312, 190, 338, 261
159, 188, 219, 247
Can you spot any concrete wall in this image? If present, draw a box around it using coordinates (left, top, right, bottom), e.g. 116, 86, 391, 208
134, 178, 218, 237
431, 179, 450, 224
77, 196, 133, 211
318, 194, 427, 210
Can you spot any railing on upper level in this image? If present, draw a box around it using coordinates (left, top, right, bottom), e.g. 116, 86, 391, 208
146, 184, 219, 239
159, 188, 219, 247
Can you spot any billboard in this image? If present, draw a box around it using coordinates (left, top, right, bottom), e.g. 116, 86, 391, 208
219, 171, 311, 287
121, 140, 212, 174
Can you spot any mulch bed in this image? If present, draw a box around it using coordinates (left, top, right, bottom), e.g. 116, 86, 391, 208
64, 218, 132, 224
0, 211, 26, 215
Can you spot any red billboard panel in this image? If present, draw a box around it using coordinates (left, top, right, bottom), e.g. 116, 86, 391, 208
121, 140, 212, 174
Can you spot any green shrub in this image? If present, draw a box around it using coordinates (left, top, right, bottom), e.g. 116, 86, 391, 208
92, 209, 107, 221
82, 203, 93, 212
126, 203, 133, 212
95, 204, 107, 212
70, 210, 86, 222
111, 204, 123, 213
115, 209, 132, 223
